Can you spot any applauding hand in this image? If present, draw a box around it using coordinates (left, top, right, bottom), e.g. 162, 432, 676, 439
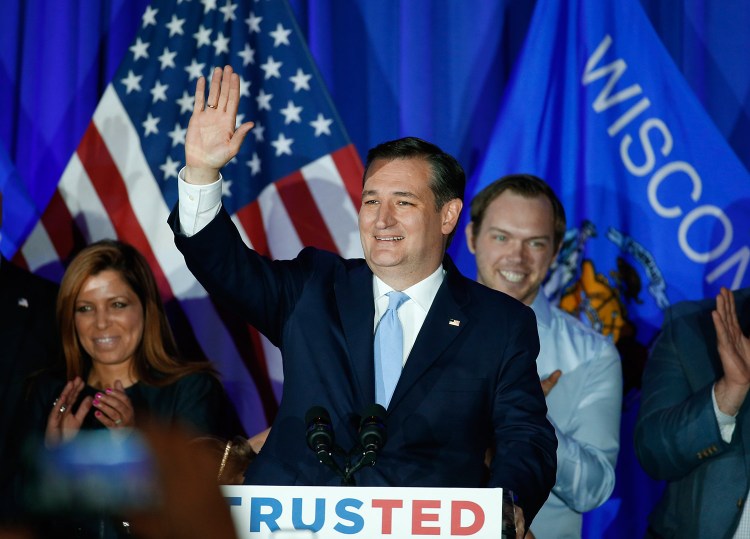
712, 287, 750, 415
46, 377, 93, 446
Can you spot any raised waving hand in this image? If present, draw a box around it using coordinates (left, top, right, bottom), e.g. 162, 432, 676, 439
185, 65, 254, 185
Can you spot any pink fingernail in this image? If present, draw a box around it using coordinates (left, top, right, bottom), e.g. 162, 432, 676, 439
93, 399, 100, 406
95, 393, 104, 399
95, 411, 102, 417
105, 388, 113, 395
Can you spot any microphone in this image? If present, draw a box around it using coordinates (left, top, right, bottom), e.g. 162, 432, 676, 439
305, 406, 334, 454
305, 406, 346, 482
344, 404, 388, 482
358, 403, 388, 456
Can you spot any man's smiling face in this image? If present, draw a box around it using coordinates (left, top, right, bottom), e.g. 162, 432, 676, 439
467, 190, 558, 305
359, 157, 458, 289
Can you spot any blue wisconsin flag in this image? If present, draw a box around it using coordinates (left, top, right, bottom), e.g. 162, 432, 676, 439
456, 0, 750, 335
451, 0, 750, 537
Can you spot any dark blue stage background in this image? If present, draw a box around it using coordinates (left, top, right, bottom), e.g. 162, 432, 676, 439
3, 1, 749, 537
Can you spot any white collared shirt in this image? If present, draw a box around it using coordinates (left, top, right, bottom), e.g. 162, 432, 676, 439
529, 291, 622, 539
372, 266, 445, 367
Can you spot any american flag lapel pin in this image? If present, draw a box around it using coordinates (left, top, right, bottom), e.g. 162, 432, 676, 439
448, 319, 460, 327
18, 297, 29, 308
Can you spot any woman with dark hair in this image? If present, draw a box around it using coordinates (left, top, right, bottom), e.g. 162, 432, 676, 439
30, 240, 243, 446
32, 238, 244, 444
17, 239, 246, 537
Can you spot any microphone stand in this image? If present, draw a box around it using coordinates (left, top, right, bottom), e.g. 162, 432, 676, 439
306, 404, 387, 486
314, 444, 350, 485
342, 448, 377, 485
343, 403, 388, 485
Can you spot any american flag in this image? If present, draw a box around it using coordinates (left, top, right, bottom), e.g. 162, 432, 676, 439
14, 0, 364, 434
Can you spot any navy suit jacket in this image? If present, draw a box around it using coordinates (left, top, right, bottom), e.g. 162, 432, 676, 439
171, 208, 556, 523
0, 257, 60, 520
635, 287, 750, 539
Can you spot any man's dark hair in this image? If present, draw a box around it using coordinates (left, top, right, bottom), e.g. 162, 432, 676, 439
469, 174, 567, 252
363, 137, 466, 209
363, 137, 465, 247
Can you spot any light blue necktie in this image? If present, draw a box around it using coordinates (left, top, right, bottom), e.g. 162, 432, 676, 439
374, 291, 410, 408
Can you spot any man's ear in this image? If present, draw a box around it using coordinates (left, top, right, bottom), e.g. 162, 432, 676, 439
441, 198, 463, 236
465, 221, 476, 254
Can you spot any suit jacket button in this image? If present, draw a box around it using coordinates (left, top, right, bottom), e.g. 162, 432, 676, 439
738, 498, 744, 508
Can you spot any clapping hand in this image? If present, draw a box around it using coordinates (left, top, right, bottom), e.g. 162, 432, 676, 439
712, 287, 750, 415
91, 380, 136, 429
540, 370, 562, 397
45, 376, 92, 446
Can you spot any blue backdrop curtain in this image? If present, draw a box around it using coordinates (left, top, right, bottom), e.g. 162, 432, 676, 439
3, 1, 749, 537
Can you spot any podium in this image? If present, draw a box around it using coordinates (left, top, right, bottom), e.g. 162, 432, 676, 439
221, 485, 513, 538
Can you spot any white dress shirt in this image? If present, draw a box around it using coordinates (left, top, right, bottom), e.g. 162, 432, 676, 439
373, 268, 444, 367
177, 168, 223, 236
529, 292, 623, 539
712, 387, 750, 537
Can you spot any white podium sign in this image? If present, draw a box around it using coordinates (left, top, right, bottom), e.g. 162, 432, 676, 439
221, 485, 504, 538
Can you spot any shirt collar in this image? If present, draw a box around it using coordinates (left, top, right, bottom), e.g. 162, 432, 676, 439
530, 289, 553, 328
374, 265, 445, 313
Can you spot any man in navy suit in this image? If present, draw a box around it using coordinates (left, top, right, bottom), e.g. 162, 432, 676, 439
636, 286, 750, 538
0, 190, 60, 521
169, 66, 556, 535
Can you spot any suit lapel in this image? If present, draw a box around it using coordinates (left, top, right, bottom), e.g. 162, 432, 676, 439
389, 256, 469, 410
335, 262, 377, 405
